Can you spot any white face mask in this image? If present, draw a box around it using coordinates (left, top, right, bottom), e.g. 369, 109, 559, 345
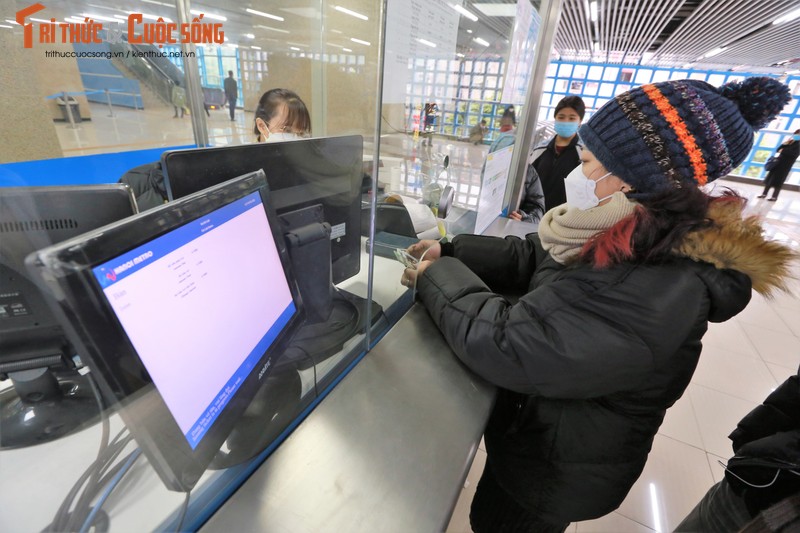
264, 132, 301, 143
564, 166, 613, 210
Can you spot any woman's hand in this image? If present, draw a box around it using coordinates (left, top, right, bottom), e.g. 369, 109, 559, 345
407, 240, 441, 261
509, 210, 523, 221
401, 261, 433, 288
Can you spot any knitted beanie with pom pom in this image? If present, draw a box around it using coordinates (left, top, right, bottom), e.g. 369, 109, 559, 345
578, 77, 791, 195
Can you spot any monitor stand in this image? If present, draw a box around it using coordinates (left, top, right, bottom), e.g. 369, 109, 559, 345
209, 363, 304, 469
0, 367, 100, 449
289, 287, 382, 369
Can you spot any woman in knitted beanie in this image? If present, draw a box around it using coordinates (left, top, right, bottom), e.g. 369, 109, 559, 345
401, 77, 797, 532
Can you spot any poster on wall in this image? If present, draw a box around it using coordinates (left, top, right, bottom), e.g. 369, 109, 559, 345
501, 0, 541, 105
383, 0, 462, 104
474, 145, 514, 235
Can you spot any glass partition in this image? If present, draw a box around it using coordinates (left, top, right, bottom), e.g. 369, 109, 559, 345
0, 0, 555, 530
375, 0, 546, 238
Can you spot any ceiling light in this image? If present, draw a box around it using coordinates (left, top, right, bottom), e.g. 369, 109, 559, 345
350, 37, 371, 46
82, 13, 119, 23
190, 10, 227, 22
126, 12, 174, 23
331, 29, 343, 34
466, 29, 473, 33
4, 19, 19, 24
773, 7, 800, 25
472, 3, 516, 17
244, 33, 254, 39
451, 4, 479, 22
456, 52, 465, 58
0, 24, 13, 28
682, 63, 695, 69
251, 45, 261, 50
290, 46, 301, 51
246, 8, 284, 22
257, 25, 290, 34
334, 6, 369, 21
86, 3, 127, 13
473, 37, 489, 47
342, 47, 352, 52
786, 69, 800, 75
701, 47, 726, 59
114, 15, 127, 20
141, 0, 172, 7
417, 38, 437, 48
590, 1, 598, 22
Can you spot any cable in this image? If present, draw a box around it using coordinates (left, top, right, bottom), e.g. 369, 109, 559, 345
173, 490, 192, 532
51, 428, 131, 531
77, 448, 143, 533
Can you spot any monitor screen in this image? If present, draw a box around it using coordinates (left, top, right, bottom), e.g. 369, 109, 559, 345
0, 184, 138, 449
161, 135, 363, 285
92, 190, 295, 449
26, 171, 303, 490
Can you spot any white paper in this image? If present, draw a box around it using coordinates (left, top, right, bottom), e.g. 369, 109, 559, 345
475, 145, 514, 235
383, 0, 462, 104
501, 0, 542, 105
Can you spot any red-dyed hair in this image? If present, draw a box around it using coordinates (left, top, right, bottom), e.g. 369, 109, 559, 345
580, 186, 745, 268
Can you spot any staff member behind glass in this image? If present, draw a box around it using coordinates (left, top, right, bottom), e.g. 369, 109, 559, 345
401, 78, 797, 532
253, 88, 311, 143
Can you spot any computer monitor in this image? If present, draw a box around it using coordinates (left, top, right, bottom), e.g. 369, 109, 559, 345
161, 135, 363, 285
0, 184, 138, 449
25, 171, 304, 491
161, 136, 380, 362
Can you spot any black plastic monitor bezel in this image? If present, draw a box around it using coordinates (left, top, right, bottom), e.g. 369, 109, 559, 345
25, 171, 304, 491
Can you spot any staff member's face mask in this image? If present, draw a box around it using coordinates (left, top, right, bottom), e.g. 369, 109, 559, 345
564, 166, 613, 210
264, 131, 301, 143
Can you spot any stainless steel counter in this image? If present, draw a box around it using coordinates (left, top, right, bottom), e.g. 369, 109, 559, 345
200, 304, 495, 532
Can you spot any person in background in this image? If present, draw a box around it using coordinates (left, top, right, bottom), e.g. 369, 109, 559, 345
171, 82, 187, 118
470, 119, 488, 145
253, 88, 311, 143
510, 95, 586, 221
675, 366, 800, 532
500, 105, 516, 133
224, 70, 238, 121
422, 102, 439, 146
758, 129, 800, 201
400, 77, 795, 532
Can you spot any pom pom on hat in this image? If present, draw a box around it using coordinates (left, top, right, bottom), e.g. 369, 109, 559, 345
578, 77, 791, 196
719, 77, 792, 130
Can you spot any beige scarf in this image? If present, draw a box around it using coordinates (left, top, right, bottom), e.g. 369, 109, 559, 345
538, 192, 639, 264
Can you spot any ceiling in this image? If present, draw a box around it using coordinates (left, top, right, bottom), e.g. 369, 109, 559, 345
6, 1, 800, 74
465, 0, 800, 74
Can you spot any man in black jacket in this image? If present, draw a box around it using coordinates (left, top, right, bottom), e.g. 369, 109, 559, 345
224, 70, 238, 121
676, 367, 800, 532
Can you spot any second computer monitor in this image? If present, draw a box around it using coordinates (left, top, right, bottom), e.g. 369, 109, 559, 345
161, 136, 363, 285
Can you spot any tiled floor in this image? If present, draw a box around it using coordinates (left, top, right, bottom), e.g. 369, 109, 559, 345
446, 181, 800, 533
55, 106, 800, 533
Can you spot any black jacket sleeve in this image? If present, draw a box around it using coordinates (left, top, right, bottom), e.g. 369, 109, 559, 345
448, 233, 545, 293
416, 257, 658, 398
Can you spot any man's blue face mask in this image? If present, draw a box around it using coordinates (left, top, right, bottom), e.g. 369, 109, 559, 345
554, 121, 580, 138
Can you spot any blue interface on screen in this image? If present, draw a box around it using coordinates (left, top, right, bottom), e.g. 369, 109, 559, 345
92, 191, 296, 449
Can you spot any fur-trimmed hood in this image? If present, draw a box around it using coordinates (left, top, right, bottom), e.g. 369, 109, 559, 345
674, 197, 798, 297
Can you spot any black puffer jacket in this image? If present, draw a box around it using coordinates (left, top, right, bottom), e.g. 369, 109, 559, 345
416, 201, 794, 523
